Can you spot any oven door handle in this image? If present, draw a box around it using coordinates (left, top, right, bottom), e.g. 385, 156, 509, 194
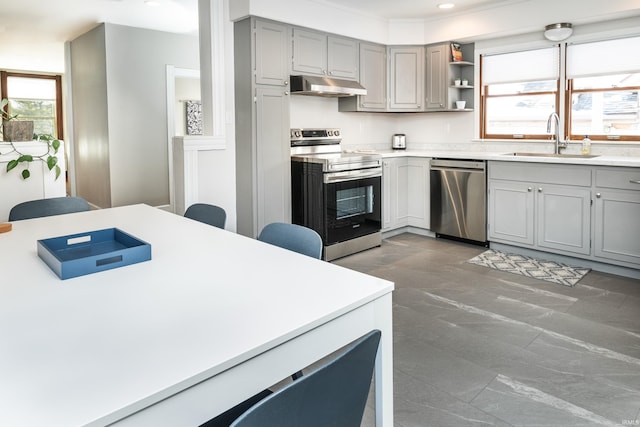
324, 167, 382, 183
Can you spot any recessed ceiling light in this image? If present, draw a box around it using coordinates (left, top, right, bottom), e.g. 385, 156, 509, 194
438, 3, 455, 9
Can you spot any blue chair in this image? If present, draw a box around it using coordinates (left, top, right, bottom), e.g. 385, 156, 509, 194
229, 330, 381, 427
184, 203, 226, 229
9, 196, 90, 221
257, 222, 322, 259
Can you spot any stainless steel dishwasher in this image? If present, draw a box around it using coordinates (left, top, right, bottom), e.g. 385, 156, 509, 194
430, 159, 487, 244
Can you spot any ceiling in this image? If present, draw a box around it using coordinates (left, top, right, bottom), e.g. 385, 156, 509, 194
0, 0, 516, 49
1, 0, 639, 72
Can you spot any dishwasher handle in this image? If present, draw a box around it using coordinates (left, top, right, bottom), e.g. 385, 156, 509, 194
430, 159, 486, 170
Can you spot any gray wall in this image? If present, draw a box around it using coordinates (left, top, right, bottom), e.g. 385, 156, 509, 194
70, 23, 200, 208
70, 24, 111, 208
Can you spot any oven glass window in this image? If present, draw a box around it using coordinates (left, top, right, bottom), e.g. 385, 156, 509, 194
336, 186, 374, 220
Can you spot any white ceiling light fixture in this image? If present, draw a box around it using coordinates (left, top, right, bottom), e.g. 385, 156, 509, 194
438, 3, 455, 9
544, 23, 573, 41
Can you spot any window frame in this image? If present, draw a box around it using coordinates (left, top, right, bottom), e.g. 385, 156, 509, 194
481, 80, 560, 140
0, 71, 64, 140
566, 77, 640, 142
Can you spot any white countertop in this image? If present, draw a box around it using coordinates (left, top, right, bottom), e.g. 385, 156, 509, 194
375, 149, 640, 167
0, 205, 394, 426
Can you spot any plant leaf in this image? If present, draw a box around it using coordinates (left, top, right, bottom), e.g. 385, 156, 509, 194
52, 139, 60, 152
54, 165, 61, 180
21, 169, 30, 179
17, 154, 33, 163
7, 159, 18, 172
47, 156, 58, 170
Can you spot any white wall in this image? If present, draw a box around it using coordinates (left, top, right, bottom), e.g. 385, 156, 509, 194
230, 0, 640, 45
69, 23, 200, 209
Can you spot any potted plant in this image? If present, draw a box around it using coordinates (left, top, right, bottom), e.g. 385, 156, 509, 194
1, 98, 35, 142
1, 133, 61, 180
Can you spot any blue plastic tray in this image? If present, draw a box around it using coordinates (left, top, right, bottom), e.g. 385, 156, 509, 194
37, 228, 151, 280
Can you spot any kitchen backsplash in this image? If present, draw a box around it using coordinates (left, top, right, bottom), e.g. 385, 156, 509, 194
289, 96, 640, 157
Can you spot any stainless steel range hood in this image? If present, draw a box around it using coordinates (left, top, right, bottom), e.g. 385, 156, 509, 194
290, 75, 367, 97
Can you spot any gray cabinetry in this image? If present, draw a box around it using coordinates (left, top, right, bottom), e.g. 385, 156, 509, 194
339, 42, 386, 112
254, 20, 289, 86
292, 28, 358, 80
536, 184, 591, 255
488, 162, 591, 256
488, 180, 534, 245
594, 167, 640, 266
382, 157, 408, 231
426, 42, 474, 111
388, 46, 424, 111
235, 18, 291, 238
407, 158, 430, 229
425, 44, 447, 110
382, 157, 430, 231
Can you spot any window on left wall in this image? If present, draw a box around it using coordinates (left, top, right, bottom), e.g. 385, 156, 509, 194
0, 71, 63, 139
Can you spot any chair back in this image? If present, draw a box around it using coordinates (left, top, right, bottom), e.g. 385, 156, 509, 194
230, 330, 381, 427
257, 222, 322, 259
9, 197, 90, 221
184, 203, 226, 229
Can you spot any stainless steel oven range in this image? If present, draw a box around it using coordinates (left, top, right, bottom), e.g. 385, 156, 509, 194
291, 128, 382, 261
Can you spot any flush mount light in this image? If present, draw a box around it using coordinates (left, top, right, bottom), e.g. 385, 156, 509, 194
544, 23, 573, 41
438, 3, 455, 9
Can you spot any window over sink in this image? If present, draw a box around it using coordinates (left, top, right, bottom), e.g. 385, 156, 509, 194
479, 36, 640, 142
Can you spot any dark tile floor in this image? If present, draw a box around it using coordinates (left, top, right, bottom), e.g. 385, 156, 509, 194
333, 233, 640, 427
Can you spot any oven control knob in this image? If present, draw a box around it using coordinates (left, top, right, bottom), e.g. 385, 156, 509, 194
327, 130, 334, 137
334, 130, 340, 137
292, 130, 301, 139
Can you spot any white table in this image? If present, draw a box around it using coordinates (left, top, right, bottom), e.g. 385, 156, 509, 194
0, 204, 394, 426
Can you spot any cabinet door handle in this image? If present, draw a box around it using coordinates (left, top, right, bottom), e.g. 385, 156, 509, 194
284, 81, 289, 86
284, 91, 289, 95
527, 187, 532, 192
538, 187, 543, 193
596, 193, 601, 198
630, 180, 640, 184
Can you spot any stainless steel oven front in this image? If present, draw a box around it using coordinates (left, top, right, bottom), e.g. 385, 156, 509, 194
291, 128, 382, 261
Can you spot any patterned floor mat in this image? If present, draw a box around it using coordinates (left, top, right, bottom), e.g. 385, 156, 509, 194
468, 249, 590, 287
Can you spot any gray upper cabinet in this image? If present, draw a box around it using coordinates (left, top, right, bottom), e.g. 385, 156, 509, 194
425, 44, 447, 110
426, 42, 475, 111
292, 28, 327, 76
254, 20, 290, 86
388, 46, 424, 111
292, 28, 358, 80
339, 42, 386, 112
327, 36, 359, 80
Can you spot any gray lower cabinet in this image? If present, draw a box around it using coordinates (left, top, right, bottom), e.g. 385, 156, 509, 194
407, 158, 430, 229
254, 87, 291, 234
382, 157, 430, 231
382, 158, 408, 231
594, 167, 640, 266
488, 162, 591, 257
488, 180, 535, 245
489, 161, 640, 270
235, 17, 291, 238
536, 184, 591, 255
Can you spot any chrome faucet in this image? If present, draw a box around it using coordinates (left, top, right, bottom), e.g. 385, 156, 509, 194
546, 112, 567, 154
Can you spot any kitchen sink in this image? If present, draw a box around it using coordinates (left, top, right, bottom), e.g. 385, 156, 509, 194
506, 152, 601, 159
